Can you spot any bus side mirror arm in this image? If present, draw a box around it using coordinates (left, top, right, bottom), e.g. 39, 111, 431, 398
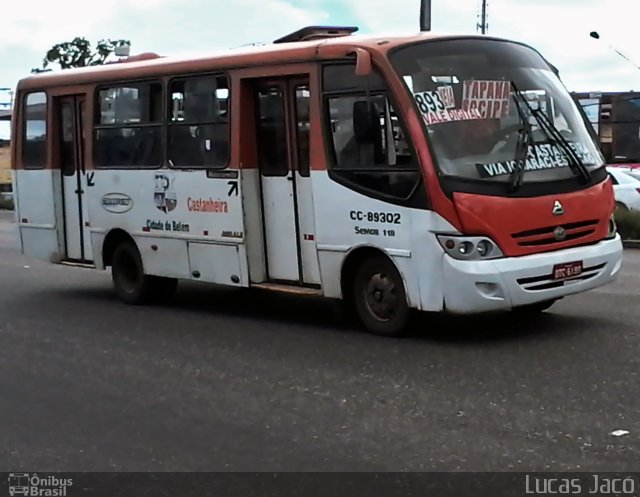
353, 48, 372, 76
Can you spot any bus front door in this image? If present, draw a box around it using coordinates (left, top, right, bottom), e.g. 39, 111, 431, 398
256, 79, 312, 285
58, 95, 93, 262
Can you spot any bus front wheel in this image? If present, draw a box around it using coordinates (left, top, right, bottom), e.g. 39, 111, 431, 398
111, 240, 177, 305
352, 254, 410, 337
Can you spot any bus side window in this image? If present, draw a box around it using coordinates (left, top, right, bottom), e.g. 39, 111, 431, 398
22, 92, 48, 168
168, 74, 230, 169
256, 86, 288, 177
94, 82, 163, 168
322, 63, 419, 200
60, 102, 75, 176
294, 85, 310, 177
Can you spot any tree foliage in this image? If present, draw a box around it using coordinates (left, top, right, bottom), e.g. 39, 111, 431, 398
32, 37, 130, 73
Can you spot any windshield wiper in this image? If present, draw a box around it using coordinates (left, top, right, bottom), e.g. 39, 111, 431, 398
509, 81, 534, 192
510, 81, 591, 183
529, 106, 592, 182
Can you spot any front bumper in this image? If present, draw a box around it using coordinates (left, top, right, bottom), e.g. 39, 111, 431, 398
442, 235, 623, 313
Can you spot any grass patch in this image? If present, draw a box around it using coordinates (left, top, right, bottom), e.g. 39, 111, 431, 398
0, 196, 14, 211
614, 208, 640, 240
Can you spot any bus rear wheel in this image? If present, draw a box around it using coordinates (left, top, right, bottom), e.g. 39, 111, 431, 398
352, 254, 410, 337
111, 240, 177, 305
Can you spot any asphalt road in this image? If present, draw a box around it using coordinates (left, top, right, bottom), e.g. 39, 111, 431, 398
0, 210, 638, 472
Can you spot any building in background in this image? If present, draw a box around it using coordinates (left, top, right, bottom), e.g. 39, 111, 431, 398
0, 106, 11, 194
573, 91, 640, 167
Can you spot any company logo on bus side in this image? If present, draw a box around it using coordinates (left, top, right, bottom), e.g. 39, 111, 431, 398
101, 193, 134, 214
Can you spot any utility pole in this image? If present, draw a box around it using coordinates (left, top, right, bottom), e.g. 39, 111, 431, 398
420, 0, 431, 31
477, 0, 488, 34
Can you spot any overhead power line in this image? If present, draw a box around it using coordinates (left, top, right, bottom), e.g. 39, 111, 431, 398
477, 0, 488, 34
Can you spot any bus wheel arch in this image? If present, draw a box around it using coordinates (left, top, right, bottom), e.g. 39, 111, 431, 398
102, 229, 135, 269
340, 247, 411, 337
103, 230, 177, 305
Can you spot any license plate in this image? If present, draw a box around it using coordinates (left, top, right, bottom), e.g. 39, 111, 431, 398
552, 261, 583, 280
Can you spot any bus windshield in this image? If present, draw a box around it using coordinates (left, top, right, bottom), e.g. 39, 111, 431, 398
390, 38, 605, 185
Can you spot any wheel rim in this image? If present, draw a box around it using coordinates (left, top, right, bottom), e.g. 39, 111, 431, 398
363, 272, 398, 322
116, 251, 141, 294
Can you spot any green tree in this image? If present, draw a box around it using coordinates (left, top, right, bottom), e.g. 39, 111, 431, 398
32, 37, 130, 73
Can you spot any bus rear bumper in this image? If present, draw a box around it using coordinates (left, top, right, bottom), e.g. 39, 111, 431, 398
441, 236, 623, 313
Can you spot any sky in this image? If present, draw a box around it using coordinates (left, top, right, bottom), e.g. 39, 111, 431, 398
2, 0, 640, 139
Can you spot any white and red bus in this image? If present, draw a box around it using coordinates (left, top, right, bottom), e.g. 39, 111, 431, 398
11, 26, 623, 336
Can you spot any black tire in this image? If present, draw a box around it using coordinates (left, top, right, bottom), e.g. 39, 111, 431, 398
615, 202, 628, 213
111, 240, 177, 305
512, 299, 556, 314
352, 254, 410, 336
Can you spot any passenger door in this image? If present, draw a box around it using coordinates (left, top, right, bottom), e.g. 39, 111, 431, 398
255, 78, 318, 285
58, 95, 93, 262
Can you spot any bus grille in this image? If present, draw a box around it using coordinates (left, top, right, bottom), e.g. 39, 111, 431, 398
516, 262, 606, 291
511, 220, 599, 248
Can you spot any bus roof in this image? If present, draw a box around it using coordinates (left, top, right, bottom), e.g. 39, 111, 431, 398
16, 29, 526, 91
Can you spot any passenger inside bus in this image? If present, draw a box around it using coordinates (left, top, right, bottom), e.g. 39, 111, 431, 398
167, 75, 230, 168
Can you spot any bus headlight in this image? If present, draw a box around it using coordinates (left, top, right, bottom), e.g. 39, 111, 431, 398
437, 235, 504, 260
476, 239, 493, 257
458, 241, 474, 255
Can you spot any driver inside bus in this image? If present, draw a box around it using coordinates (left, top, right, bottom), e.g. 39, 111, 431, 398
464, 117, 501, 155
436, 117, 501, 158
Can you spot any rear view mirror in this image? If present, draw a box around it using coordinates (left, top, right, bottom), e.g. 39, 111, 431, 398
353, 100, 379, 143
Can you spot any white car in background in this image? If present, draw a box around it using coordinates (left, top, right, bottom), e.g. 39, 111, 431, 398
608, 163, 640, 181
607, 166, 640, 212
